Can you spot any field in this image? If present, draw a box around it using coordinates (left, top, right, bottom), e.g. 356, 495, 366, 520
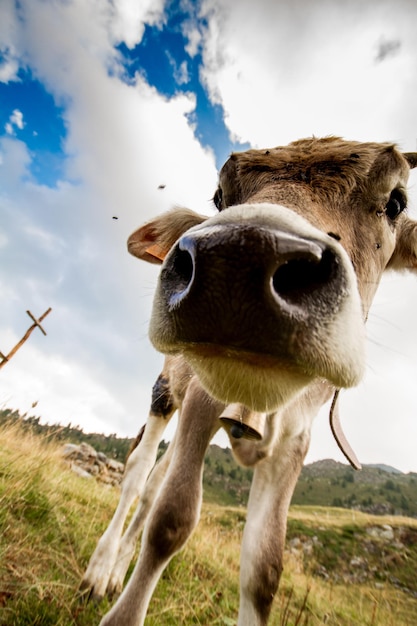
1, 421, 417, 625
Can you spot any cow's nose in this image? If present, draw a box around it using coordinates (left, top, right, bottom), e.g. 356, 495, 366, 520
164, 227, 330, 316
157, 223, 345, 355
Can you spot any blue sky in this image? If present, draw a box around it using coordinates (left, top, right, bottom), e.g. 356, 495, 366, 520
0, 71, 67, 186
1, 0, 417, 472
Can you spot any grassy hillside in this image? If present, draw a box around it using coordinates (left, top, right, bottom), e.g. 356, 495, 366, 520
292, 460, 417, 517
202, 448, 417, 517
3, 409, 416, 516
1, 422, 417, 625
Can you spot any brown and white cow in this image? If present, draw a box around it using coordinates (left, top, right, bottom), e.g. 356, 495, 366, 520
83, 137, 417, 626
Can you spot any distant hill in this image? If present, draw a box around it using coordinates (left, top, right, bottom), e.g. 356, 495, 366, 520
367, 463, 403, 474
202, 452, 417, 517
292, 458, 417, 518
1, 408, 416, 517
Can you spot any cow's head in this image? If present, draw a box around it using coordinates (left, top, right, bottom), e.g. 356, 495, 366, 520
128, 138, 417, 412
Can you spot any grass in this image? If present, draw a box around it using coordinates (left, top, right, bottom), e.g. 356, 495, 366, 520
0, 421, 116, 625
1, 422, 417, 624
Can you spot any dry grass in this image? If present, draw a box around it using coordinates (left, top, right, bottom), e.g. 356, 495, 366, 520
0, 421, 118, 624
0, 421, 416, 625
289, 504, 417, 530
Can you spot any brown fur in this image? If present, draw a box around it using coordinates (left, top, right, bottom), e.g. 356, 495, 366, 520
215, 137, 406, 210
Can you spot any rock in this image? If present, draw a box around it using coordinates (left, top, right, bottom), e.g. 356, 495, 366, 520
88, 463, 99, 476
381, 524, 395, 541
107, 458, 124, 473
70, 463, 93, 479
62, 443, 79, 458
60, 442, 125, 486
366, 525, 394, 541
79, 442, 97, 459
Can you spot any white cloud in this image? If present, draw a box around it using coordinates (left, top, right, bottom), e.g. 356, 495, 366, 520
168, 53, 190, 85
199, 0, 417, 151
184, 27, 202, 58
10, 109, 24, 129
0, 136, 32, 182
0, 55, 19, 83
4, 109, 25, 135
0, 0, 20, 83
110, 0, 166, 49
181, 13, 203, 58
0, 0, 217, 442
23, 224, 66, 256
0, 330, 136, 435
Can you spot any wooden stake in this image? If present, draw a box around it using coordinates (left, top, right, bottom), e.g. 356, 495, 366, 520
0, 308, 52, 370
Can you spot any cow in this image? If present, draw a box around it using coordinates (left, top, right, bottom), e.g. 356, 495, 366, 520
82, 137, 417, 626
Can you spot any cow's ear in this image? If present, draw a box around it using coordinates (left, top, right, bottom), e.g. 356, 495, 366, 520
388, 217, 417, 271
127, 208, 207, 264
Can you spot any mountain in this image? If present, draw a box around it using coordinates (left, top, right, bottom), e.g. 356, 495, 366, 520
202, 452, 417, 517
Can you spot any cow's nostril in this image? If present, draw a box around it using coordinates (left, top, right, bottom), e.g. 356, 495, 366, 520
165, 245, 195, 308
173, 247, 194, 288
272, 249, 334, 306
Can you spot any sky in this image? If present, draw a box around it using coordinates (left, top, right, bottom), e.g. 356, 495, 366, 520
1, 0, 417, 473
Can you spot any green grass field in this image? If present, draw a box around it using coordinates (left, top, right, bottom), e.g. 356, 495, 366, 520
1, 421, 417, 625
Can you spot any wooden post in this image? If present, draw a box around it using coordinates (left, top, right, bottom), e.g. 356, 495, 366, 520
0, 308, 52, 370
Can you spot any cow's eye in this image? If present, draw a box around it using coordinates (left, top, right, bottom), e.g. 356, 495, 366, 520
214, 187, 223, 210
385, 190, 406, 220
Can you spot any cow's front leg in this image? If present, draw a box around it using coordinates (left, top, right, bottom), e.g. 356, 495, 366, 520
106, 434, 175, 597
100, 380, 222, 626
238, 426, 311, 626
81, 407, 173, 600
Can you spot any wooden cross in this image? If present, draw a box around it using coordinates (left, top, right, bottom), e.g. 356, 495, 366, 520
0, 308, 52, 370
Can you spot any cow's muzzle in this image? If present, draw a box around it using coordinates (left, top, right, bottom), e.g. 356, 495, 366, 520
153, 222, 346, 360
149, 203, 365, 408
